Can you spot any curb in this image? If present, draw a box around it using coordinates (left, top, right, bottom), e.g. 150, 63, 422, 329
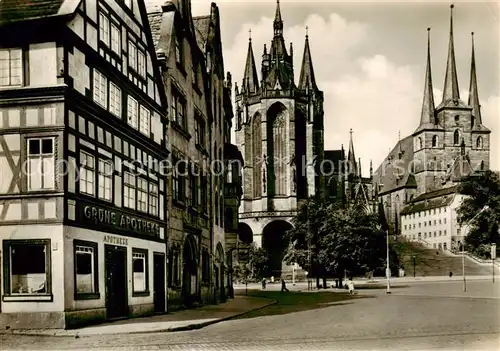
0, 298, 278, 337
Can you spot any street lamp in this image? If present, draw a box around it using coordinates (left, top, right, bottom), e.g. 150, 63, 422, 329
411, 255, 416, 278
461, 205, 489, 292
386, 228, 391, 294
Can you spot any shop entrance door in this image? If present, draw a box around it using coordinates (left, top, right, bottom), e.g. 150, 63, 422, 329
105, 245, 128, 319
153, 253, 166, 313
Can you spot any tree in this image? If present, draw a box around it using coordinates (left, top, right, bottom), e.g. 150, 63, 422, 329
248, 243, 269, 280
457, 171, 500, 258
285, 197, 396, 287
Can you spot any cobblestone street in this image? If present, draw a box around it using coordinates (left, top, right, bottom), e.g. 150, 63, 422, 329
2, 280, 499, 350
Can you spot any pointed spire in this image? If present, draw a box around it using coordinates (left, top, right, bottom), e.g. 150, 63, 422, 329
468, 32, 482, 125
298, 26, 317, 90
442, 4, 460, 105
347, 128, 357, 177
419, 28, 436, 126
273, 0, 283, 37
242, 31, 259, 93
358, 158, 362, 177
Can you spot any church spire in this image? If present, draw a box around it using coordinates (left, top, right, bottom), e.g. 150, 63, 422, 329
273, 0, 283, 37
242, 30, 259, 94
442, 4, 460, 105
347, 129, 358, 177
419, 28, 436, 126
298, 26, 317, 90
468, 32, 482, 126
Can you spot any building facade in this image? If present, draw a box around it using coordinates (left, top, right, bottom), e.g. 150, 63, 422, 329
234, 1, 325, 276
400, 186, 468, 251
0, 0, 169, 328
373, 5, 491, 237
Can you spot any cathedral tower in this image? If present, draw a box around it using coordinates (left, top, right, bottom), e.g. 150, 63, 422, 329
234, 0, 324, 276
412, 5, 490, 196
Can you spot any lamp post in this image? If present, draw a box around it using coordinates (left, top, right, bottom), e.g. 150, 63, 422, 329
461, 205, 489, 292
386, 228, 391, 294
491, 243, 496, 283
412, 255, 416, 278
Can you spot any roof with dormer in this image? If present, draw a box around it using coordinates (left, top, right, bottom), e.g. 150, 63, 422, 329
400, 185, 457, 215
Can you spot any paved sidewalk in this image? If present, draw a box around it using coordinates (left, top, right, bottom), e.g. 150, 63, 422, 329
1, 295, 275, 337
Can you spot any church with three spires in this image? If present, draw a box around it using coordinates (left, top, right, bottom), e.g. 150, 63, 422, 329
372, 4, 491, 241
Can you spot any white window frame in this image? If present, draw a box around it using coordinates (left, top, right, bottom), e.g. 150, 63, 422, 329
110, 23, 121, 54
98, 159, 113, 201
139, 105, 150, 136
99, 12, 110, 46
93, 69, 107, 108
149, 183, 158, 216
79, 151, 95, 196
5, 240, 51, 297
132, 251, 147, 293
75, 244, 96, 294
127, 96, 138, 129
0, 48, 22, 87
27, 138, 55, 191
137, 50, 146, 77
109, 82, 122, 117
137, 178, 148, 213
123, 172, 136, 209
128, 41, 137, 71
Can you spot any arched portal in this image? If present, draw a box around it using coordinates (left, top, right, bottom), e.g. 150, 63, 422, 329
182, 235, 198, 306
262, 220, 293, 277
215, 243, 225, 301
238, 222, 253, 244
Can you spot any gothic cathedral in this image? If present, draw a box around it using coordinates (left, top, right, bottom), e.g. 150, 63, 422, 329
234, 0, 324, 276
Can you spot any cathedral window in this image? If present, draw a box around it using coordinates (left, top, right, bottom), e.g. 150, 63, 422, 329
476, 136, 483, 149
432, 135, 438, 147
252, 113, 262, 197
418, 137, 422, 150
453, 130, 460, 145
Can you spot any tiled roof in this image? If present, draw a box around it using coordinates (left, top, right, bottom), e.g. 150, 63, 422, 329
400, 194, 454, 215
147, 8, 175, 57
0, 0, 76, 24
193, 15, 210, 54
373, 135, 415, 195
411, 185, 457, 203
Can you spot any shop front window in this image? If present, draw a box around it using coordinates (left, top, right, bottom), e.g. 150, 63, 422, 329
74, 240, 99, 299
132, 250, 148, 295
3, 240, 52, 300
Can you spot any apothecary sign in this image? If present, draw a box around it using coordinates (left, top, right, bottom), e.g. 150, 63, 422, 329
80, 202, 160, 236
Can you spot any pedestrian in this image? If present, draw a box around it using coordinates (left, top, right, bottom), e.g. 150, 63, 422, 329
262, 278, 266, 289
449, 271, 453, 278
347, 278, 355, 295
271, 276, 274, 283
281, 278, 289, 292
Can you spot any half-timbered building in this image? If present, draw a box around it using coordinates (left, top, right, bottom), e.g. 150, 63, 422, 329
0, 0, 169, 329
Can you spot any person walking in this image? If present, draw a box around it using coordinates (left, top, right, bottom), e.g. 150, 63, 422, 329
347, 278, 355, 295
281, 278, 289, 292
262, 278, 266, 289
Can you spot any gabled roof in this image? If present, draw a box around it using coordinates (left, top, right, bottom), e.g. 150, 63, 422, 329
0, 0, 79, 25
373, 135, 415, 195
193, 15, 210, 54
445, 151, 473, 183
147, 8, 175, 59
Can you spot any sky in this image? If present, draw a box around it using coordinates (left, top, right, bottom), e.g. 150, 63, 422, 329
149, 0, 500, 174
